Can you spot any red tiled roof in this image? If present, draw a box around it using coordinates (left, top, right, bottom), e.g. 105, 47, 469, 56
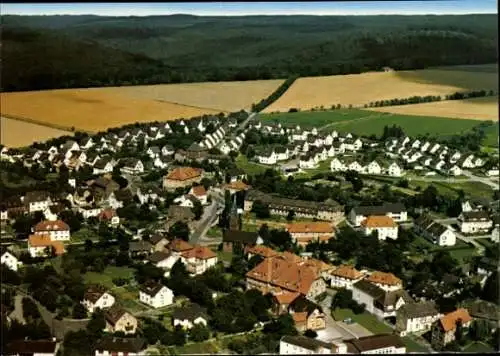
366, 271, 402, 286
28, 234, 65, 255
34, 219, 69, 232
169, 239, 193, 252
191, 185, 207, 197
287, 222, 334, 234
361, 215, 397, 228
166, 167, 202, 181
331, 265, 364, 280
440, 308, 472, 332
181, 246, 216, 260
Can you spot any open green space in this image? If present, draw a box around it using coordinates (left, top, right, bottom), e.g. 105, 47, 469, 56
70, 227, 100, 243
463, 341, 495, 353
206, 227, 222, 238
83, 266, 135, 289
401, 336, 431, 353
482, 123, 499, 147
217, 250, 233, 263
332, 308, 392, 334
475, 238, 496, 249
260, 109, 482, 138
169, 340, 220, 355
235, 154, 269, 175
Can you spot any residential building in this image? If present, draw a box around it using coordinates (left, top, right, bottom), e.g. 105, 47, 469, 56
180, 245, 218, 276
365, 160, 382, 175
361, 215, 399, 241
28, 234, 65, 258
1, 249, 21, 272
104, 306, 138, 334
414, 215, 456, 246
149, 234, 169, 252
172, 303, 209, 329
330, 158, 345, 172
431, 308, 472, 350
457, 211, 493, 234
94, 337, 147, 356
286, 222, 335, 246
82, 285, 115, 313
120, 158, 144, 175
98, 209, 120, 227
139, 281, 174, 308
352, 280, 413, 319
128, 241, 153, 258
387, 162, 403, 177
148, 251, 175, 271
396, 301, 440, 336
33, 220, 71, 241
163, 167, 203, 190
289, 296, 326, 331
23, 191, 52, 213
349, 203, 407, 227
246, 254, 327, 300
222, 230, 263, 253
257, 149, 278, 165
272, 291, 301, 316
330, 265, 365, 290
279, 335, 342, 354
188, 185, 208, 205
5, 340, 60, 356
366, 271, 403, 292
345, 334, 407, 354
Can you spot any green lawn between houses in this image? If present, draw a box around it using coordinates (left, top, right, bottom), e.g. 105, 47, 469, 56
83, 266, 135, 289
401, 336, 431, 353
332, 308, 393, 334
462, 341, 495, 353
235, 154, 269, 175
260, 109, 482, 137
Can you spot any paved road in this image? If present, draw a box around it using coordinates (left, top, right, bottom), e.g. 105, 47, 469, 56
461, 170, 499, 189
190, 190, 225, 245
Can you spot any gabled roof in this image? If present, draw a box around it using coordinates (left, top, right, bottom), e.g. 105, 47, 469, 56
169, 238, 193, 252
281, 335, 333, 352
191, 185, 207, 197
148, 251, 170, 263
460, 211, 491, 222
286, 222, 334, 234
150, 234, 168, 245
366, 271, 402, 286
439, 308, 472, 332
353, 203, 406, 216
331, 265, 363, 280
361, 215, 397, 228
129, 241, 153, 253
34, 219, 69, 232
84, 285, 109, 303
166, 167, 203, 181
104, 306, 133, 325
290, 295, 323, 316
181, 245, 216, 260
223, 230, 259, 244
273, 291, 301, 305
398, 301, 438, 319
139, 281, 168, 297
245, 245, 278, 258
346, 334, 405, 353
172, 303, 208, 321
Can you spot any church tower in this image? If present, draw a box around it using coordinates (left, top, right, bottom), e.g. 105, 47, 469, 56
228, 194, 241, 231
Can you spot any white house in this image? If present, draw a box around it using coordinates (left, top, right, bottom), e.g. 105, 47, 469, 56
411, 139, 421, 149
94, 337, 147, 356
189, 185, 208, 205
346, 160, 364, 173
457, 211, 493, 234
139, 282, 174, 308
330, 158, 345, 172
396, 302, 440, 337
120, 158, 144, 175
93, 159, 114, 175
1, 249, 21, 271
257, 150, 278, 165
82, 286, 116, 313
449, 151, 462, 163
172, 303, 209, 330
486, 167, 499, 176
161, 145, 175, 156
414, 215, 456, 247
429, 143, 441, 154
180, 246, 218, 276
173, 194, 198, 208
349, 203, 407, 227
447, 165, 462, 176
365, 160, 382, 175
33, 220, 71, 241
361, 215, 399, 241
146, 146, 161, 159
387, 162, 403, 177
420, 141, 431, 152
330, 265, 365, 290
299, 154, 318, 169
23, 191, 52, 213
279, 335, 338, 354
79, 206, 103, 219
43, 206, 58, 221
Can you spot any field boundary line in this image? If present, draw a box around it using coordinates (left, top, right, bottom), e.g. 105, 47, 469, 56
154, 99, 230, 114
1, 114, 87, 134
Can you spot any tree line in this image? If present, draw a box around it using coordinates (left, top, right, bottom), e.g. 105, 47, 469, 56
251, 76, 298, 112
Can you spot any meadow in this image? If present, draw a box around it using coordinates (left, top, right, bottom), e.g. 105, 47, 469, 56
368, 96, 498, 121
263, 66, 498, 112
260, 109, 481, 138
111, 79, 284, 112
0, 116, 73, 148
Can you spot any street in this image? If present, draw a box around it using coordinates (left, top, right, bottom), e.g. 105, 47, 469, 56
189, 190, 225, 245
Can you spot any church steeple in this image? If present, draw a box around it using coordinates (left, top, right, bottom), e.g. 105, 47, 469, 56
229, 194, 241, 231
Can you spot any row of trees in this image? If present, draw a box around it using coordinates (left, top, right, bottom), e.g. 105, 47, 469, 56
251, 76, 298, 112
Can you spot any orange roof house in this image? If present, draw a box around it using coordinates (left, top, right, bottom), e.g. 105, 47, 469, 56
439, 308, 472, 332
366, 271, 402, 287
361, 216, 397, 228
331, 265, 364, 280
181, 246, 217, 260
33, 219, 69, 232
190, 185, 207, 197
168, 239, 193, 253
224, 180, 250, 192
28, 234, 65, 255
245, 245, 279, 259
286, 222, 334, 234
166, 167, 203, 181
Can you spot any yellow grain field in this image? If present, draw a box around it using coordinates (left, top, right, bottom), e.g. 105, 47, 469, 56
263, 68, 498, 113
368, 96, 499, 121
1, 89, 222, 133
1, 117, 73, 148
109, 79, 285, 112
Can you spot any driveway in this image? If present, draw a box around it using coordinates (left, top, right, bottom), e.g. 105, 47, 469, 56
462, 170, 499, 189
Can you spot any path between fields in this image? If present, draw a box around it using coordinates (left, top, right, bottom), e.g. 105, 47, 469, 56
318, 113, 386, 132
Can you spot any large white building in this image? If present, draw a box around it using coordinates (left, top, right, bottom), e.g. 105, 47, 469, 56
361, 215, 399, 241
1, 249, 21, 271
33, 220, 71, 241
414, 215, 456, 247
139, 282, 174, 309
349, 203, 407, 227
457, 211, 493, 234
396, 302, 441, 337
330, 265, 365, 290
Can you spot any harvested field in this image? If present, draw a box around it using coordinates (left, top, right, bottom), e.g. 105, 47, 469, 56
368, 96, 499, 121
263, 68, 498, 112
1, 117, 73, 148
112, 79, 284, 112
1, 89, 222, 133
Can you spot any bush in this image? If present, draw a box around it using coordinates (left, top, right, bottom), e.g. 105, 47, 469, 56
304, 329, 317, 338
112, 278, 128, 286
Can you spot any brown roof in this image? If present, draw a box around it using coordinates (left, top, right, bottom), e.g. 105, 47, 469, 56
361, 215, 397, 228
346, 334, 405, 352
331, 265, 364, 280
169, 239, 193, 252
139, 281, 167, 297
287, 222, 334, 234
28, 234, 65, 255
439, 308, 472, 332
245, 245, 279, 258
273, 291, 301, 305
84, 285, 108, 303
191, 185, 207, 197
225, 180, 250, 191
99, 209, 116, 220
104, 306, 132, 326
34, 219, 69, 232
292, 312, 308, 324
246, 255, 319, 295
366, 271, 402, 286
166, 167, 202, 181
181, 245, 217, 260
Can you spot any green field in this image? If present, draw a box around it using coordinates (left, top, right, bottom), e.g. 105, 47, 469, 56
260, 109, 482, 137
482, 123, 500, 147
169, 340, 220, 355
84, 266, 135, 289
401, 336, 431, 353
235, 154, 269, 175
463, 342, 495, 353
332, 308, 393, 334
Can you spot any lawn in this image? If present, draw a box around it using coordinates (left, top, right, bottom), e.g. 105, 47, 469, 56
83, 266, 135, 289
476, 238, 496, 249
217, 250, 233, 263
332, 308, 393, 334
260, 109, 482, 137
259, 109, 373, 129
70, 227, 100, 243
463, 341, 495, 353
401, 336, 431, 353
482, 123, 499, 147
235, 154, 269, 175
169, 340, 220, 355
206, 227, 222, 238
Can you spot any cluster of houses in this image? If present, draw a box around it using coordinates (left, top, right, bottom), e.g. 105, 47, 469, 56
385, 135, 496, 177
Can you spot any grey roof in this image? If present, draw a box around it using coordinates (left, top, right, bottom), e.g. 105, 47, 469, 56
346, 334, 405, 353
24, 191, 50, 203
281, 335, 333, 352
167, 205, 195, 221
187, 143, 206, 152
398, 302, 438, 319
426, 222, 449, 237
172, 303, 208, 322
148, 251, 170, 263
129, 241, 153, 253
148, 146, 160, 153
61, 140, 77, 152
139, 281, 167, 297
289, 295, 323, 316
414, 214, 435, 230
353, 203, 406, 216
223, 230, 259, 244
353, 280, 385, 299
150, 234, 168, 245
460, 211, 491, 222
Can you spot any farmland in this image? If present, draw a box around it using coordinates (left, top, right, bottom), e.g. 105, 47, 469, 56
0, 116, 73, 148
263, 66, 498, 112
368, 96, 499, 121
260, 109, 481, 138
111, 79, 284, 112
0, 89, 223, 134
